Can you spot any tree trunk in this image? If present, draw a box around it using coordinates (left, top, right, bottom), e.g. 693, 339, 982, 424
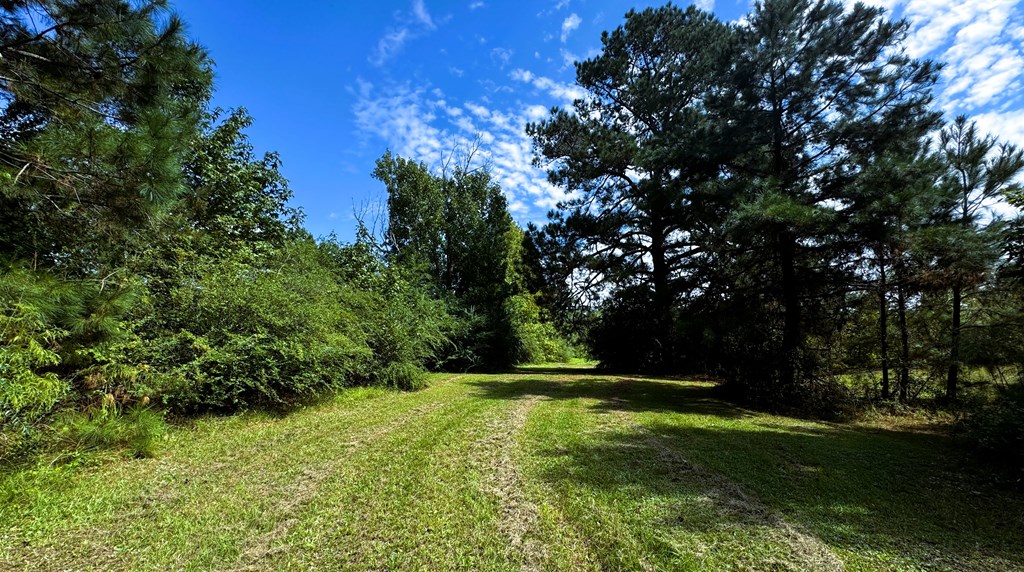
946, 285, 961, 401
896, 279, 910, 403
779, 231, 800, 393
651, 219, 673, 372
878, 250, 890, 400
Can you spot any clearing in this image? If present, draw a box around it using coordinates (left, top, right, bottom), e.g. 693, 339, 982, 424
3, 367, 1023, 571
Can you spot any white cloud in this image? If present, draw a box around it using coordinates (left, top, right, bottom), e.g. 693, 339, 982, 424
973, 109, 1024, 154
490, 47, 514, 68
353, 80, 444, 165
510, 68, 587, 103
465, 102, 491, 119
353, 81, 578, 217
525, 105, 550, 121
561, 13, 582, 43
412, 0, 435, 29
510, 69, 534, 82
369, 0, 441, 66
469, 1, 485, 10
847, 0, 1024, 148
371, 28, 412, 66
694, 0, 715, 11
559, 48, 578, 70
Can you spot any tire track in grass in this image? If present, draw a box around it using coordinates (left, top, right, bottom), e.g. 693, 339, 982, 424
230, 400, 449, 571
268, 378, 521, 571
468, 373, 602, 572
4, 376, 469, 572
611, 408, 844, 572
470, 394, 547, 571
229, 375, 475, 570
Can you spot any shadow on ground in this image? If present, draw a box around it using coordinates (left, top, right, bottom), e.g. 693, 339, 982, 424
511, 366, 605, 376
474, 375, 746, 419
475, 370, 1024, 571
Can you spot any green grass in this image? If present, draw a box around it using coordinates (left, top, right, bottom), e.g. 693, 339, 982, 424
2, 368, 1022, 570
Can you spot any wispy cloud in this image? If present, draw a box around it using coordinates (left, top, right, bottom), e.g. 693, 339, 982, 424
559, 48, 578, 70
694, 0, 715, 11
490, 47, 514, 68
412, 0, 436, 28
560, 13, 581, 42
468, 1, 486, 9
510, 68, 587, 103
371, 28, 412, 66
353, 80, 578, 216
847, 0, 1024, 147
370, 1, 440, 66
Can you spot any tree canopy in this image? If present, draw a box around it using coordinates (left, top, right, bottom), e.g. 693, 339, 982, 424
528, 0, 1022, 419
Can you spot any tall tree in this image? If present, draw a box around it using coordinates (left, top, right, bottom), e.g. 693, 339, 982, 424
728, 0, 939, 395
177, 108, 302, 254
847, 144, 942, 401
136, 107, 303, 326
934, 116, 1024, 400
528, 4, 735, 371
374, 150, 516, 301
373, 150, 523, 368
0, 0, 211, 271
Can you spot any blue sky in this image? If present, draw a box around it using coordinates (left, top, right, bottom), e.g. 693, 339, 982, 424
172, 0, 1024, 242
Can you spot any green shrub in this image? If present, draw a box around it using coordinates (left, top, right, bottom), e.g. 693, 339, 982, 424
138, 241, 373, 411
318, 235, 455, 383
504, 293, 575, 365
963, 382, 1024, 485
374, 362, 428, 390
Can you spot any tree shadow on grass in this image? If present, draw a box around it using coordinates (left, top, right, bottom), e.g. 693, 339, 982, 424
472, 375, 748, 419
474, 373, 1024, 570
546, 422, 1024, 570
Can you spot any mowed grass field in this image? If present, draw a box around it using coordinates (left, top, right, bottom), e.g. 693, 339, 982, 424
2, 367, 1023, 571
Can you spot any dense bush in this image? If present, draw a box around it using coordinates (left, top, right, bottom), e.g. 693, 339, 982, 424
135, 241, 373, 411
505, 294, 575, 364
963, 382, 1024, 485
123, 231, 463, 411
317, 235, 453, 388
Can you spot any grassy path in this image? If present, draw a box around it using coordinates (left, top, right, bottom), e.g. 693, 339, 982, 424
3, 368, 1023, 571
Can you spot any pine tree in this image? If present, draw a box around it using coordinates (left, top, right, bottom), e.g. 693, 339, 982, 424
847, 144, 942, 401
728, 0, 939, 396
0, 0, 212, 271
934, 116, 1024, 400
527, 4, 734, 372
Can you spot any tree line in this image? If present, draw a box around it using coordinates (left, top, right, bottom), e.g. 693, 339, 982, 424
527, 0, 1024, 415
1, 0, 1022, 478
0, 0, 572, 460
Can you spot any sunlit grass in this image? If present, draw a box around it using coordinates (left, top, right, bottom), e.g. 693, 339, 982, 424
2, 370, 1021, 571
